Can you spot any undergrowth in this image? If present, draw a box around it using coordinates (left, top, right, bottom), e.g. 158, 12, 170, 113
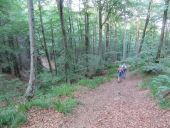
0, 107, 27, 128
0, 64, 117, 127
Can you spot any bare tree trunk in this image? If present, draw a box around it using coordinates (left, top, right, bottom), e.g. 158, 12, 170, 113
50, 20, 57, 75
38, 0, 53, 73
98, 1, 102, 58
105, 23, 109, 52
114, 23, 118, 60
122, 21, 127, 60
135, 18, 140, 54
92, 26, 96, 54
56, 0, 69, 82
25, 0, 36, 100
138, 0, 152, 54
84, 0, 90, 72
155, 0, 169, 62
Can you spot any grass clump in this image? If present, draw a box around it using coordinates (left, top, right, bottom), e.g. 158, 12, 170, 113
30, 98, 51, 109
79, 77, 107, 89
54, 98, 78, 114
18, 97, 52, 112
0, 107, 27, 128
50, 84, 78, 97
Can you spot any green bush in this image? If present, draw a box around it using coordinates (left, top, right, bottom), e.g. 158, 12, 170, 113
0, 107, 27, 128
150, 75, 170, 108
54, 98, 78, 114
142, 63, 164, 74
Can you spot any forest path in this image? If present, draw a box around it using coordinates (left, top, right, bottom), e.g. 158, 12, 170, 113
22, 73, 170, 128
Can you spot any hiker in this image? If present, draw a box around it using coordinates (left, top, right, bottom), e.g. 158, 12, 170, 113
117, 65, 124, 82
121, 63, 127, 79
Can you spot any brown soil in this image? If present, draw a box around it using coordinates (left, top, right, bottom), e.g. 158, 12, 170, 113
22, 73, 170, 128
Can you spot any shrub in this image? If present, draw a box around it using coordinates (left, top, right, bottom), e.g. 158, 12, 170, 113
149, 75, 170, 108
0, 107, 27, 128
142, 63, 164, 74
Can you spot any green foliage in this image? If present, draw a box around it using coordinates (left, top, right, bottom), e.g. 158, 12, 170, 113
18, 97, 52, 112
78, 77, 107, 89
142, 63, 164, 74
106, 64, 118, 78
38, 72, 62, 89
18, 102, 32, 112
138, 81, 148, 89
0, 107, 27, 128
30, 98, 51, 109
149, 75, 170, 108
0, 74, 26, 104
50, 84, 78, 97
150, 75, 170, 96
54, 98, 78, 114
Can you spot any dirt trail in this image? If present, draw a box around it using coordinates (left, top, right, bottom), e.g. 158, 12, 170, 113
22, 73, 170, 128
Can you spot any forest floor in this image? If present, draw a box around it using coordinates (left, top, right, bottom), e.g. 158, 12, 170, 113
22, 73, 170, 128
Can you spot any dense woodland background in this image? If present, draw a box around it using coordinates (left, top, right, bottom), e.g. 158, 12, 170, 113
0, 0, 170, 127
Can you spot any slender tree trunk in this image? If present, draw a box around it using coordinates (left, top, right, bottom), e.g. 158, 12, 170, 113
122, 21, 127, 60
25, 0, 36, 100
38, 0, 52, 73
114, 23, 118, 60
105, 23, 110, 52
135, 18, 140, 54
155, 0, 169, 62
98, 2, 102, 57
84, 0, 89, 72
138, 0, 152, 54
57, 0, 69, 82
50, 21, 57, 75
98, 1, 103, 66
92, 26, 96, 54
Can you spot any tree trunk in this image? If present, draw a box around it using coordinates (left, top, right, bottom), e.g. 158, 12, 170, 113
105, 23, 109, 52
38, 0, 53, 73
135, 18, 140, 54
98, 5, 102, 54
50, 20, 57, 75
57, 0, 69, 82
114, 23, 118, 60
155, 0, 169, 62
84, 0, 90, 72
138, 0, 152, 54
98, 1, 103, 65
25, 0, 36, 100
122, 21, 127, 60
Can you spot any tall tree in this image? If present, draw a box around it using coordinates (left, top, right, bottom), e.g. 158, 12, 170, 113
56, 0, 69, 82
155, 0, 170, 62
137, 0, 152, 54
25, 0, 36, 99
84, 0, 90, 71
38, 0, 53, 73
